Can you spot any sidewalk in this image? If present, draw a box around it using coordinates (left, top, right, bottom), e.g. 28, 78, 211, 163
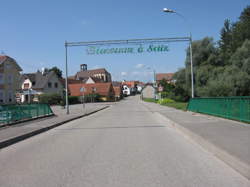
142, 101, 250, 179
0, 103, 112, 149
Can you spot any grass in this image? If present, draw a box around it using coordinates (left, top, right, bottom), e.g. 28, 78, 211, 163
142, 98, 158, 103
160, 102, 188, 111
142, 97, 188, 111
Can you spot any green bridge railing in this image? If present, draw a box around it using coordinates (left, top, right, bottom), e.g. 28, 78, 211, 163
0, 103, 54, 124
187, 97, 250, 123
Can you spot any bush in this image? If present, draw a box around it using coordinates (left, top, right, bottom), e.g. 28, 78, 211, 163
84, 94, 101, 102
143, 98, 158, 103
38, 93, 62, 105
157, 98, 175, 105
68, 96, 80, 104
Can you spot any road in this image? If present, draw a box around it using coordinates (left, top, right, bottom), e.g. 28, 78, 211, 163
0, 96, 249, 187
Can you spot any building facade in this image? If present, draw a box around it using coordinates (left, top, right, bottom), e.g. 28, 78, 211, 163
68, 82, 115, 101
19, 70, 63, 103
0, 55, 22, 104
141, 84, 156, 99
156, 73, 174, 85
74, 64, 112, 82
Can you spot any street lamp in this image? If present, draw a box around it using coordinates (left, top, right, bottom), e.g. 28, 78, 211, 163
65, 41, 69, 114
163, 8, 195, 98
146, 67, 156, 86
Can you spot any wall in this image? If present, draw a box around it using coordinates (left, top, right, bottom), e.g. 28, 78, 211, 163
142, 85, 156, 99
43, 74, 63, 96
0, 59, 21, 104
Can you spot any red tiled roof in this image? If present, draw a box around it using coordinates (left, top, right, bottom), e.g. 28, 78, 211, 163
0, 55, 22, 71
68, 83, 114, 97
156, 73, 174, 81
122, 81, 140, 88
0, 55, 7, 64
76, 68, 109, 78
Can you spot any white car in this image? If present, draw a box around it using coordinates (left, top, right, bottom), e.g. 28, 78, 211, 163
122, 85, 131, 96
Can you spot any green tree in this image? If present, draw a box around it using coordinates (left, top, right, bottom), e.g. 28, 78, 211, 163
49, 66, 63, 78
231, 6, 250, 53
219, 19, 233, 63
159, 79, 175, 92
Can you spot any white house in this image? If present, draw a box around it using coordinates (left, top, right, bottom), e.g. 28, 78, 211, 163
19, 70, 63, 103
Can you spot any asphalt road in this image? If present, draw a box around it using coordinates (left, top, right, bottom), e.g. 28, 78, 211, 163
0, 96, 249, 187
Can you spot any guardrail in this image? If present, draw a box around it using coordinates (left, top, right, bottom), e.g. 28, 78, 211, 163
0, 103, 54, 124
187, 97, 250, 123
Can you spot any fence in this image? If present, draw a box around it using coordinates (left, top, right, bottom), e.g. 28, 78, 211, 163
0, 103, 54, 124
187, 97, 250, 123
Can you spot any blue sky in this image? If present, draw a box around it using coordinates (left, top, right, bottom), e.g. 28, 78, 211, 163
0, 0, 249, 82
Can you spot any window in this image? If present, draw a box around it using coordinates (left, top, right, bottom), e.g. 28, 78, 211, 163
8, 75, 12, 85
48, 82, 52, 88
6, 63, 11, 69
8, 91, 12, 102
32, 81, 36, 86
24, 83, 30, 89
0, 73, 3, 84
54, 82, 58, 88
0, 90, 4, 103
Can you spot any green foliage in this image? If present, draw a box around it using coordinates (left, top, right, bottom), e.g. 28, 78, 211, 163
157, 98, 174, 105
38, 93, 62, 105
173, 6, 250, 99
142, 98, 157, 103
159, 79, 175, 92
160, 102, 188, 111
49, 66, 63, 78
68, 96, 80, 104
83, 94, 101, 102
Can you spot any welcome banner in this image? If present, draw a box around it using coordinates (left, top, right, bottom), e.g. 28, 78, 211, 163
86, 44, 169, 55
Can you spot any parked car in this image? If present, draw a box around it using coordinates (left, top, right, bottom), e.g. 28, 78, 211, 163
122, 85, 131, 96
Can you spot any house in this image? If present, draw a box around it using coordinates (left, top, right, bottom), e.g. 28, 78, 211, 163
141, 84, 157, 99
68, 82, 115, 101
122, 80, 144, 94
122, 80, 140, 88
19, 70, 63, 103
74, 64, 112, 82
0, 55, 23, 104
112, 81, 122, 100
156, 73, 174, 85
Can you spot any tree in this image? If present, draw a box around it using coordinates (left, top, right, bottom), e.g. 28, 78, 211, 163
219, 19, 233, 63
49, 66, 62, 78
168, 6, 250, 99
159, 79, 175, 92
231, 6, 250, 53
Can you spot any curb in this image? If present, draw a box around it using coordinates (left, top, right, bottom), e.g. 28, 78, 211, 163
0, 106, 109, 150
0, 114, 55, 129
154, 112, 250, 180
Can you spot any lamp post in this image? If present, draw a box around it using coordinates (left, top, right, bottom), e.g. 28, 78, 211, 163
146, 67, 156, 86
163, 8, 194, 98
65, 41, 69, 114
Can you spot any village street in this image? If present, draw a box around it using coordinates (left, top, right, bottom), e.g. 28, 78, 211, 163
0, 96, 249, 187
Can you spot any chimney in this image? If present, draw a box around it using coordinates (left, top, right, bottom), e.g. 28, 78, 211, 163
80, 64, 87, 71
41, 67, 45, 75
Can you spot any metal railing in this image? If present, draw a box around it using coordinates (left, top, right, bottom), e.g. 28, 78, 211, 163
187, 97, 250, 123
0, 103, 54, 124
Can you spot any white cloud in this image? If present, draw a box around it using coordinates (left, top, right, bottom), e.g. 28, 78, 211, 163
121, 72, 128, 76
135, 64, 145, 69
